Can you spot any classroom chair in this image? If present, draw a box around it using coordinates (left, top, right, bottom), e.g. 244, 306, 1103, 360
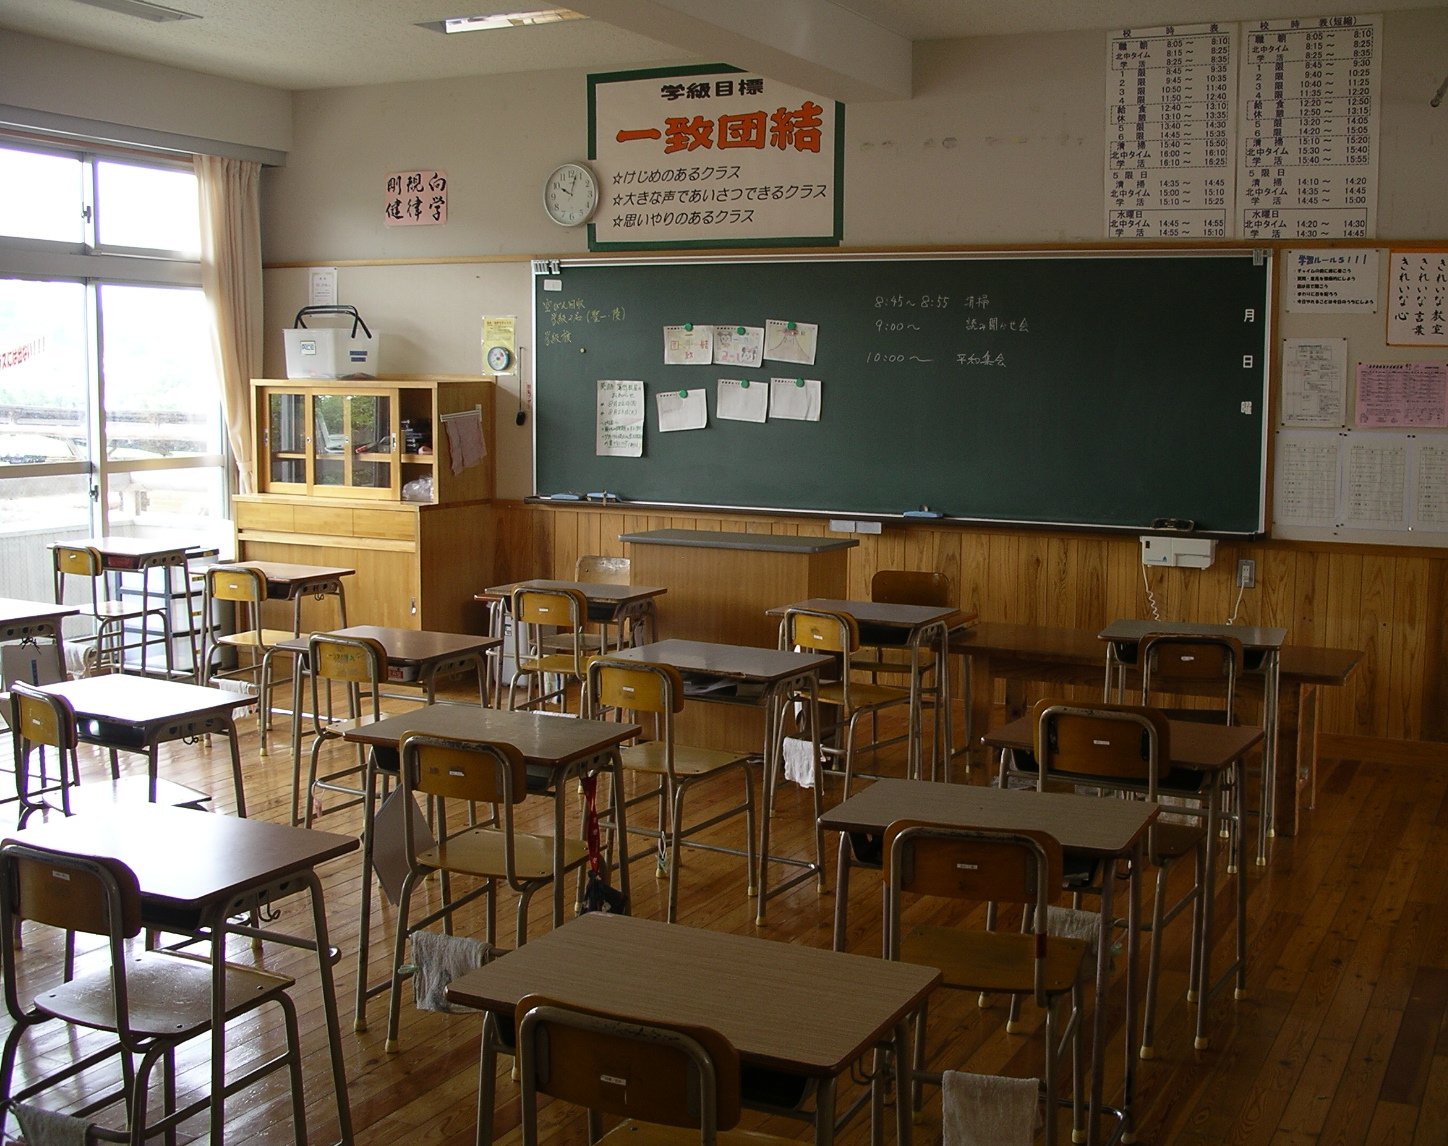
1032, 700, 1210, 1060
200, 563, 294, 756
882, 819, 1087, 1145
509, 584, 592, 713
0, 841, 307, 1144
515, 994, 795, 1146
298, 631, 388, 828
587, 657, 756, 923
382, 731, 588, 1053
781, 604, 913, 798
51, 543, 173, 679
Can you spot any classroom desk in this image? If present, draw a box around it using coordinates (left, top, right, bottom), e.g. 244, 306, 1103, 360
240, 560, 355, 633
277, 625, 502, 825
4, 804, 359, 1146
1100, 619, 1284, 865
983, 713, 1262, 1055
342, 703, 638, 1032
37, 674, 255, 816
445, 911, 940, 1146
481, 578, 665, 637
620, 529, 855, 649
604, 638, 830, 924
956, 621, 1360, 837
0, 597, 77, 687
769, 598, 961, 783
819, 779, 1157, 1146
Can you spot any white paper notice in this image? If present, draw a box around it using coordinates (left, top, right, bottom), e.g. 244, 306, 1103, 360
1281, 337, 1347, 427
769, 378, 821, 421
716, 379, 767, 423
764, 320, 818, 365
1273, 430, 1340, 527
308, 267, 338, 307
596, 380, 644, 457
1285, 249, 1379, 312
1387, 251, 1448, 346
713, 325, 765, 368
1414, 440, 1448, 529
663, 325, 713, 365
1342, 432, 1409, 529
657, 388, 707, 432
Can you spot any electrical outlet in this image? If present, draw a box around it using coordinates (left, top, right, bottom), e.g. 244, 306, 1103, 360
1236, 558, 1256, 588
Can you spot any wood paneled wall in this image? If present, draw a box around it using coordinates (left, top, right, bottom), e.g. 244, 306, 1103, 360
486, 502, 1448, 748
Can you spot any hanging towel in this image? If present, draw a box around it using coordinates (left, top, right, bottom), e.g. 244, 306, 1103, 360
782, 735, 815, 788
410, 929, 489, 1013
1047, 904, 1114, 973
442, 409, 486, 474
13, 1102, 91, 1146
941, 1070, 1040, 1146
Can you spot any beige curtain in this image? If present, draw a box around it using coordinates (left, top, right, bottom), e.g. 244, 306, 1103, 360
195, 154, 262, 494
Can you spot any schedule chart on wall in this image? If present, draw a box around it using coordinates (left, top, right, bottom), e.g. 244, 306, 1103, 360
1237, 15, 1380, 240
1106, 23, 1237, 240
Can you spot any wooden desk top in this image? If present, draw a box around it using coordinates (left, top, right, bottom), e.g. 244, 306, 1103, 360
66, 535, 200, 559
43, 675, 256, 724
985, 712, 1263, 773
620, 528, 857, 555
769, 598, 960, 630
233, 561, 356, 591
0, 598, 78, 626
481, 579, 666, 605
1099, 619, 1287, 650
606, 638, 832, 685
277, 626, 500, 664
445, 912, 939, 1077
343, 702, 637, 767
820, 778, 1157, 860
4, 804, 356, 913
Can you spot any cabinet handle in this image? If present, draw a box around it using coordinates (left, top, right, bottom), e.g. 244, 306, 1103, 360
410, 597, 417, 615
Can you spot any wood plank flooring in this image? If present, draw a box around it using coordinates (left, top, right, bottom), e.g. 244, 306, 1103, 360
1, 690, 1444, 1145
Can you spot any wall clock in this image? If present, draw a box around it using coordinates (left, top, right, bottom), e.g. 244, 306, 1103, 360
543, 161, 599, 227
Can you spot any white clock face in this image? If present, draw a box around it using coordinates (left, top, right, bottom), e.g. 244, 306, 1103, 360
544, 163, 598, 227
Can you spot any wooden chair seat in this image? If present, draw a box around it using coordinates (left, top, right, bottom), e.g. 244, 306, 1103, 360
518, 651, 597, 677
816, 678, 910, 710
38, 950, 295, 1038
419, 828, 587, 883
900, 926, 1089, 996
619, 739, 751, 779
217, 626, 297, 651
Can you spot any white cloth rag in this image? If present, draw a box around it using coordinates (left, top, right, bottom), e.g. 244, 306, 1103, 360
1047, 904, 1112, 973
443, 411, 486, 474
12, 1102, 90, 1146
941, 1070, 1040, 1146
782, 735, 815, 788
410, 929, 488, 1013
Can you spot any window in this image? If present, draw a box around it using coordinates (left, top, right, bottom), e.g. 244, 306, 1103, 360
0, 139, 227, 602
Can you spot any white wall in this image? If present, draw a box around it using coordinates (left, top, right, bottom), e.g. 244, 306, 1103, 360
258, 10, 1448, 499
0, 32, 292, 156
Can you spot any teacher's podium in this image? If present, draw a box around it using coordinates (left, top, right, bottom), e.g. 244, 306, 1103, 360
620, 528, 857, 751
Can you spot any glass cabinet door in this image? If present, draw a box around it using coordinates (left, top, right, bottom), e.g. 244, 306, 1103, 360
264, 390, 309, 491
347, 392, 394, 495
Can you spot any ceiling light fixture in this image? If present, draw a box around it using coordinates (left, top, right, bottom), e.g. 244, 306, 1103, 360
71, 0, 200, 22
418, 8, 586, 35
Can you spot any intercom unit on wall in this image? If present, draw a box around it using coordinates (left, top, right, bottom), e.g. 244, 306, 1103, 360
1140, 535, 1217, 569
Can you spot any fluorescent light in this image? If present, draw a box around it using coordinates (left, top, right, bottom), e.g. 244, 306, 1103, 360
421, 8, 586, 34
71, 0, 200, 21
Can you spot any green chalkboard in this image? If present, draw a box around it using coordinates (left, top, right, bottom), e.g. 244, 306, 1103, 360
532, 252, 1270, 533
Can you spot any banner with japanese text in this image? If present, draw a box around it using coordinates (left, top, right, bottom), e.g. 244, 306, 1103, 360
588, 64, 843, 250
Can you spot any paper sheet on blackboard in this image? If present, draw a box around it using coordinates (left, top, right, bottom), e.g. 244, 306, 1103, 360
597, 379, 644, 456
657, 388, 707, 432
713, 325, 764, 368
764, 319, 818, 365
770, 378, 821, 421
663, 324, 713, 364
717, 379, 767, 423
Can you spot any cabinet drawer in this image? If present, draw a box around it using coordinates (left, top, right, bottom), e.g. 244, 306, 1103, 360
293, 504, 354, 535
233, 500, 295, 531
351, 508, 416, 541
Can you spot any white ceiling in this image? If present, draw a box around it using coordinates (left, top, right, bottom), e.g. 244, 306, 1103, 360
2, 0, 1444, 98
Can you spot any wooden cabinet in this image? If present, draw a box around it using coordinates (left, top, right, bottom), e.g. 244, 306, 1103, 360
235, 377, 495, 633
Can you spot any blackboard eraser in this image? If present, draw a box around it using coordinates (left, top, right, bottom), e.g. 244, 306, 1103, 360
902, 509, 945, 519
546, 492, 582, 501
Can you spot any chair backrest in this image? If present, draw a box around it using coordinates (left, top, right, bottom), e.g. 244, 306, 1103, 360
515, 993, 741, 1142
575, 555, 630, 586
308, 632, 386, 730
400, 731, 526, 808
1139, 633, 1241, 725
1032, 699, 1170, 798
512, 585, 589, 667
52, 544, 105, 610
588, 658, 683, 718
9, 680, 76, 753
206, 563, 267, 607
871, 569, 953, 608
786, 606, 858, 656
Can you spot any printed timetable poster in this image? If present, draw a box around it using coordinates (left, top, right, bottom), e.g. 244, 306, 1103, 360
588, 64, 843, 251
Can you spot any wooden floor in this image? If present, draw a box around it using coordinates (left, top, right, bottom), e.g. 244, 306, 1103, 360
2, 690, 1447, 1146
